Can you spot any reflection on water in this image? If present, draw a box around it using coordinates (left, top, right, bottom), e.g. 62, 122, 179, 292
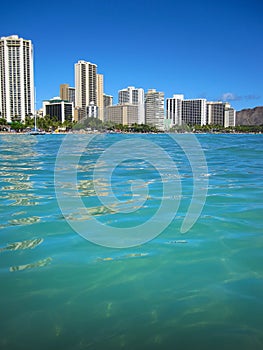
0, 238, 43, 252
10, 257, 52, 272
8, 216, 41, 225
96, 252, 149, 262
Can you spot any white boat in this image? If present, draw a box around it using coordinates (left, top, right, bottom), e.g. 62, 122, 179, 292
28, 129, 46, 135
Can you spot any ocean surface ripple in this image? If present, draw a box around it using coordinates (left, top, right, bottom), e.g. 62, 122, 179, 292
0, 133, 262, 350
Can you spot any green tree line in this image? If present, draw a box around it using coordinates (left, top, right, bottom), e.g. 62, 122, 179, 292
0, 115, 75, 132
1, 116, 263, 133
170, 124, 263, 133
73, 117, 160, 133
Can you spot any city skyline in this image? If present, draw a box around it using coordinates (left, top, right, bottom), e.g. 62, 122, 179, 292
0, 34, 241, 128
0, 34, 240, 128
1, 0, 263, 112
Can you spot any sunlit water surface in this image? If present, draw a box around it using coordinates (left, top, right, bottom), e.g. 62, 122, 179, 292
0, 133, 262, 350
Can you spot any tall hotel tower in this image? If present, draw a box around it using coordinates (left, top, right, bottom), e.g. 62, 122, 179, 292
166, 94, 184, 125
0, 35, 34, 123
60, 84, 75, 107
75, 60, 97, 120
145, 89, 165, 130
118, 86, 145, 124
96, 73, 104, 121
166, 95, 206, 126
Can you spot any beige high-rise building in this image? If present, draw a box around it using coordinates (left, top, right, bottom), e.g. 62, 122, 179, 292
60, 84, 69, 100
96, 74, 104, 121
145, 89, 165, 130
105, 104, 139, 126
60, 84, 75, 106
75, 60, 97, 120
0, 35, 34, 122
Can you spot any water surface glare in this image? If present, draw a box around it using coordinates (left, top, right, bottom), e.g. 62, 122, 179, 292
0, 133, 262, 350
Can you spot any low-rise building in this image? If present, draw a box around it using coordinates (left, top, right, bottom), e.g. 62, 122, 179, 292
43, 97, 73, 122
87, 102, 99, 118
105, 104, 139, 125
166, 94, 184, 125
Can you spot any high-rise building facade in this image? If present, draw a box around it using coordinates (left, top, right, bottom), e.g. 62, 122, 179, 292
75, 60, 97, 120
181, 99, 207, 125
226, 106, 236, 127
118, 86, 145, 124
60, 84, 75, 107
206, 101, 236, 127
166, 94, 184, 125
96, 74, 104, 120
105, 104, 139, 126
166, 95, 236, 127
0, 35, 34, 122
145, 89, 165, 130
60, 84, 69, 100
104, 94, 113, 109
166, 95, 207, 126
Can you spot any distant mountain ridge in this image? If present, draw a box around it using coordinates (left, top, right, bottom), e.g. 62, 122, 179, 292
236, 106, 263, 125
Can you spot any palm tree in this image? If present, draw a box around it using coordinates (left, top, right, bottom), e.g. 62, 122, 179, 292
0, 118, 7, 126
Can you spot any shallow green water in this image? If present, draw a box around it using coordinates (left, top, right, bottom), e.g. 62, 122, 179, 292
0, 133, 262, 350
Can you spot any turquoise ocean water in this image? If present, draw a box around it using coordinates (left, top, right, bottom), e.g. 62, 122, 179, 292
0, 133, 262, 350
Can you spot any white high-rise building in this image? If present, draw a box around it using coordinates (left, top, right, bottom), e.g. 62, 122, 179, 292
118, 86, 145, 124
166, 94, 236, 127
181, 99, 207, 126
75, 60, 97, 120
0, 35, 34, 122
87, 101, 99, 119
166, 94, 184, 125
145, 89, 165, 130
166, 95, 206, 126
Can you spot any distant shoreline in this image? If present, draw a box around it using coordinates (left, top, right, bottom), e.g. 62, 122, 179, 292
0, 131, 262, 136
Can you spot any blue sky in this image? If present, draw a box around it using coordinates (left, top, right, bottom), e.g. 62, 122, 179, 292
2, 0, 263, 111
